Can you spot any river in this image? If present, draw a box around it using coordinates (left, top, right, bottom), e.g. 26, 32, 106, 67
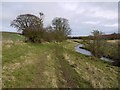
75, 44, 114, 62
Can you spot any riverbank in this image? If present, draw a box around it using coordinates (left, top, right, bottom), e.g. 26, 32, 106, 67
75, 44, 114, 63
2, 32, 119, 88
76, 39, 119, 62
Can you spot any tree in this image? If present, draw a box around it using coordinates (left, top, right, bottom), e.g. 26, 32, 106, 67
11, 13, 71, 43
10, 13, 44, 43
87, 30, 106, 57
51, 17, 71, 42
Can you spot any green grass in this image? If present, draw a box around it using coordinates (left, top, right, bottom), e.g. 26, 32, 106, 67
2, 32, 119, 88
2, 32, 25, 41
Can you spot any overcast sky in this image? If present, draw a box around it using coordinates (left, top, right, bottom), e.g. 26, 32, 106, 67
1, 2, 118, 36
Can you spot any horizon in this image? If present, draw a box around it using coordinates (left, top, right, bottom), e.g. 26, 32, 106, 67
1, 31, 119, 37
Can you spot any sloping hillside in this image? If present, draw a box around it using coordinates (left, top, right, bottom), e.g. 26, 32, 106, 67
2, 32, 119, 88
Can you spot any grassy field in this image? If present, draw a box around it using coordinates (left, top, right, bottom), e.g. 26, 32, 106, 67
2, 32, 119, 88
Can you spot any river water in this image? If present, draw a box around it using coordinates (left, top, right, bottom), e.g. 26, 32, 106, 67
75, 44, 114, 62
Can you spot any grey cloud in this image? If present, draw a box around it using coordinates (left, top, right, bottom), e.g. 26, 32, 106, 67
1, 2, 118, 35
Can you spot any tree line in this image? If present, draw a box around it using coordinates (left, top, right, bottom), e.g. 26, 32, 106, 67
11, 12, 71, 43
69, 33, 120, 40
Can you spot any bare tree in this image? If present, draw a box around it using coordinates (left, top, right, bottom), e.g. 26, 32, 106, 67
10, 12, 44, 42
87, 30, 106, 57
52, 17, 71, 41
